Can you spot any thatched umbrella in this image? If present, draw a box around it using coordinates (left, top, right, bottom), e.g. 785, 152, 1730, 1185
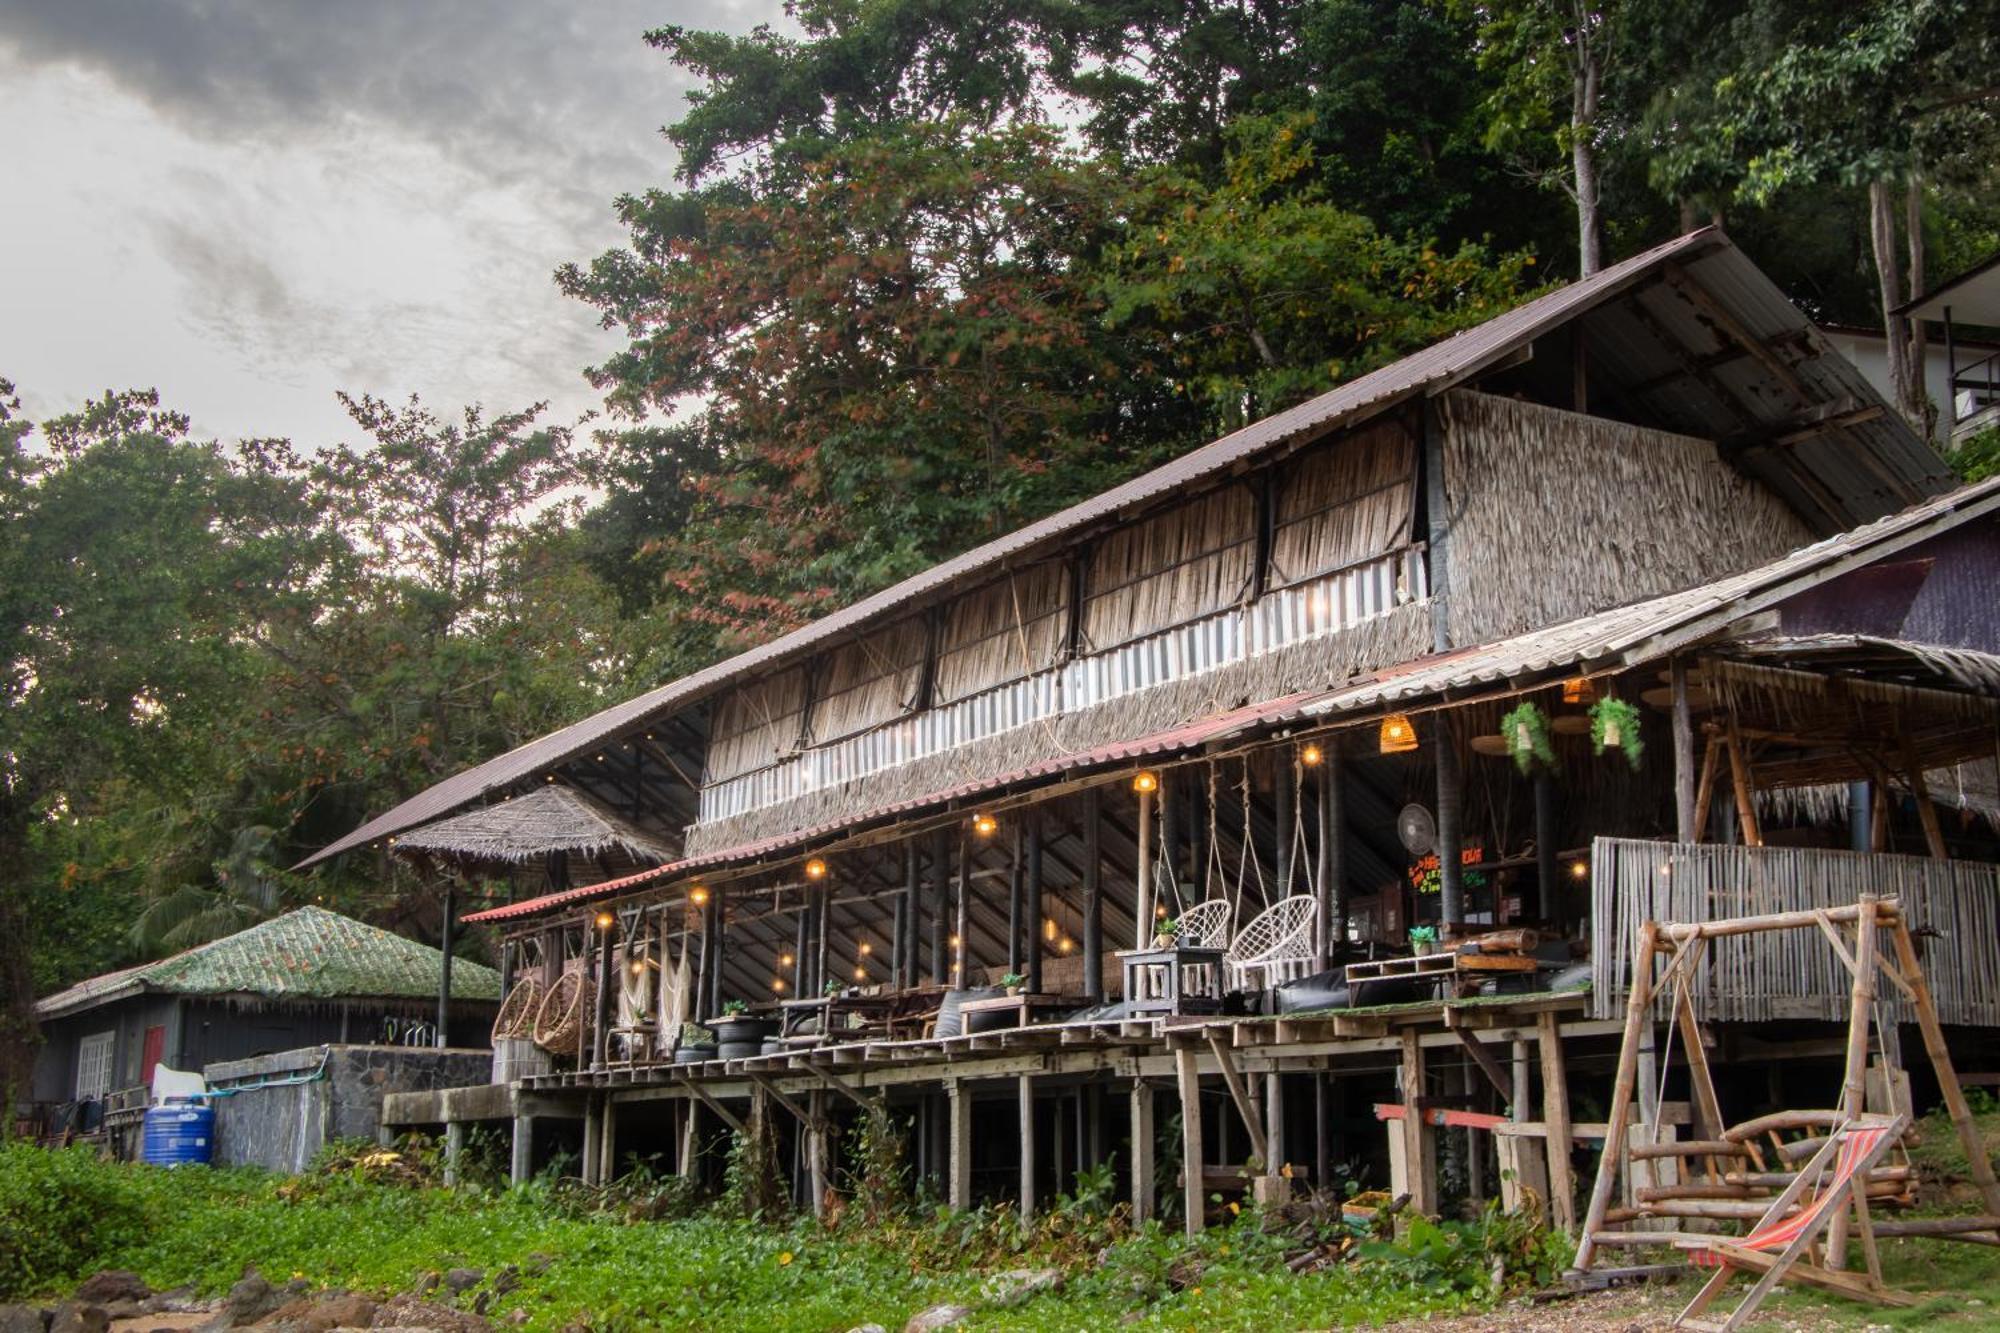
393, 785, 675, 868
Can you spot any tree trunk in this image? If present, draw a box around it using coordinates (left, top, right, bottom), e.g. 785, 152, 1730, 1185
1906, 175, 1932, 438
1571, 34, 1604, 277
1870, 178, 1913, 422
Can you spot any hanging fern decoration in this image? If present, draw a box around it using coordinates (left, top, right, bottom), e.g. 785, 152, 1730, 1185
1499, 701, 1556, 775
1590, 696, 1644, 769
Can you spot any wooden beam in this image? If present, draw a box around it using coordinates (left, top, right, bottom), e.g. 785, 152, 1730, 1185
1455, 1027, 1514, 1107
947, 1080, 972, 1210
1019, 1074, 1037, 1217
1204, 1031, 1269, 1164
1672, 659, 1698, 842
674, 1076, 746, 1136
1574, 921, 1658, 1271
1538, 1011, 1577, 1236
1131, 1078, 1156, 1222
1724, 720, 1763, 847
1401, 1029, 1435, 1217
1898, 728, 1951, 860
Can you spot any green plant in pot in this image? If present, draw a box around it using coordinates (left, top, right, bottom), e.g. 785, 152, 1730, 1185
1500, 701, 1555, 775
1590, 696, 1644, 769
713, 997, 774, 1046
1407, 925, 1439, 957
1154, 916, 1180, 949
675, 1021, 717, 1063
999, 971, 1026, 997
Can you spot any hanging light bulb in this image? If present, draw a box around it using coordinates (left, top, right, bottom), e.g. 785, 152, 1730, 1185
1058, 937, 1074, 954
1300, 742, 1324, 767
594, 911, 615, 930
948, 933, 961, 949
1561, 677, 1597, 706
630, 959, 646, 976
1044, 917, 1058, 942
689, 885, 710, 907
972, 812, 998, 837
1132, 770, 1160, 794
1379, 714, 1418, 754
805, 857, 828, 881
1155, 903, 1168, 919
853, 964, 867, 980
780, 952, 795, 967
858, 940, 873, 956
1570, 859, 1590, 880
772, 977, 787, 993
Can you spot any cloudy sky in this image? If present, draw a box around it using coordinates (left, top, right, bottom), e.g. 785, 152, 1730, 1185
1, 1, 776, 449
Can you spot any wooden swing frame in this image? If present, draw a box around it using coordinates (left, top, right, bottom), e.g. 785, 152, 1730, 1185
1571, 894, 2000, 1329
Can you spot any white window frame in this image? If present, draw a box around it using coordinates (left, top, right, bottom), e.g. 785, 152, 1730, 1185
75, 1030, 114, 1100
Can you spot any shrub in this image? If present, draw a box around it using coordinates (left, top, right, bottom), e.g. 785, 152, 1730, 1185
0, 1144, 154, 1298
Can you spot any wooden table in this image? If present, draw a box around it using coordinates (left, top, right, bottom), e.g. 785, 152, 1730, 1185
1344, 950, 1538, 999
1117, 945, 1227, 1017
778, 993, 898, 1043
958, 992, 1071, 1033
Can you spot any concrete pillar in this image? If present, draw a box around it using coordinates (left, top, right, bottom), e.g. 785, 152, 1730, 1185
1130, 1079, 1155, 1222
444, 1120, 466, 1188
1019, 1074, 1036, 1218
1177, 1046, 1204, 1235
948, 1080, 972, 1210
581, 1095, 602, 1185
601, 1098, 619, 1184
510, 1114, 534, 1184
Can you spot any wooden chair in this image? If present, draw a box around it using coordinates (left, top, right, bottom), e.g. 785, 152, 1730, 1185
1673, 1113, 1912, 1331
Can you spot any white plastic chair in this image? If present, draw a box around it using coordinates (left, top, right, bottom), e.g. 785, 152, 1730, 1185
1225, 895, 1318, 992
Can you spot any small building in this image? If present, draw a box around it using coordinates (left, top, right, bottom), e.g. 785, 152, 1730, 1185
29, 905, 501, 1139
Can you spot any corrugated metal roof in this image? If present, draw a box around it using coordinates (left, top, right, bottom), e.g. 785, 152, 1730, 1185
305, 228, 1951, 870
34, 906, 501, 1019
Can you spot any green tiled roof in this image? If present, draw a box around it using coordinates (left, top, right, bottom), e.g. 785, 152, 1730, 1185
35, 906, 500, 1018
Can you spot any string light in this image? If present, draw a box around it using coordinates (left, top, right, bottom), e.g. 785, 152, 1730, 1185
1378, 714, 1418, 754
805, 857, 828, 881
858, 941, 873, 956
853, 964, 867, 980
1132, 770, 1160, 794
1300, 743, 1324, 767
1570, 859, 1590, 880
1058, 937, 1074, 954
689, 885, 710, 907
780, 952, 795, 967
772, 978, 786, 993
1155, 904, 1168, 919
948, 934, 961, 949
594, 911, 615, 930
1044, 917, 1058, 942
972, 812, 998, 837
630, 959, 645, 976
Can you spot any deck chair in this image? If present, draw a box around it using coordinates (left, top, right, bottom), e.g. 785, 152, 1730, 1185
1224, 895, 1318, 992
1672, 1112, 1912, 1331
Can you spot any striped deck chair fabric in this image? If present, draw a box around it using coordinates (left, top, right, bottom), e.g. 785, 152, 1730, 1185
1685, 1120, 1896, 1268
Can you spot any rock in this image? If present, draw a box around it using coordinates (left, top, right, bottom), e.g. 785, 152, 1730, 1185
0, 1305, 47, 1333
975, 1269, 1062, 1310
74, 1273, 150, 1306
46, 1305, 107, 1333
441, 1271, 483, 1296
901, 1306, 972, 1333
366, 1294, 490, 1333
846, 1324, 888, 1333
290, 1294, 378, 1333
407, 1276, 439, 1298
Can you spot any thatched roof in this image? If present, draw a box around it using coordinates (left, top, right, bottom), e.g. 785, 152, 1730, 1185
393, 785, 674, 866
35, 906, 500, 1020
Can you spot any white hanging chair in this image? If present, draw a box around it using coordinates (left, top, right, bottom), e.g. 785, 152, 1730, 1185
1225, 895, 1319, 992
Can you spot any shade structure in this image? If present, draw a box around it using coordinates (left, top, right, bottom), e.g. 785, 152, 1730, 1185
394, 785, 675, 868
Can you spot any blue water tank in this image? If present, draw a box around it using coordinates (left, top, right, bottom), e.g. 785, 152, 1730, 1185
141, 1104, 214, 1167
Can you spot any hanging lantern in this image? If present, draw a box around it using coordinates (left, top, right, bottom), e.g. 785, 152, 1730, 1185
805, 857, 828, 881
972, 812, 998, 837
1043, 917, 1058, 942
1379, 714, 1419, 754
1300, 742, 1324, 767
1561, 677, 1598, 706
1132, 770, 1160, 794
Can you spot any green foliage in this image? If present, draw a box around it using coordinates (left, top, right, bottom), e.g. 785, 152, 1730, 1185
1953, 426, 2000, 483
1589, 696, 1645, 769
0, 1145, 157, 1298
1500, 701, 1556, 775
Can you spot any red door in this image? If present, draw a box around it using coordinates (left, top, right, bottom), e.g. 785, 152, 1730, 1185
140, 1025, 165, 1088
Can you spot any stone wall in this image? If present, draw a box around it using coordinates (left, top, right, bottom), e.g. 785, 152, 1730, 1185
205, 1044, 493, 1172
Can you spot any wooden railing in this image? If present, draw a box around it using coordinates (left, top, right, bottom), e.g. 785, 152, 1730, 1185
1590, 837, 2000, 1028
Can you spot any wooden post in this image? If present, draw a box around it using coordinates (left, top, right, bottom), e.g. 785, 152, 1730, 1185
899, 841, 919, 990
510, 1113, 533, 1184
1131, 1079, 1156, 1222
592, 918, 615, 1067
1273, 753, 1294, 896
679, 1098, 699, 1180
948, 1079, 972, 1210
437, 883, 456, 1048
1899, 730, 1950, 860
1019, 1074, 1037, 1217
1317, 743, 1343, 967
1264, 1072, 1287, 1187
601, 1097, 619, 1185
581, 1093, 602, 1185
793, 900, 810, 996
1436, 714, 1464, 928
809, 1089, 830, 1220
1829, 895, 1880, 1272
1177, 1045, 1204, 1235
1693, 732, 1722, 844
444, 1120, 466, 1188
1538, 1011, 1577, 1235
1083, 789, 1104, 1002
1135, 786, 1155, 949
1724, 720, 1763, 847
1026, 814, 1044, 996
955, 832, 971, 986
1672, 658, 1697, 842
1574, 920, 1659, 1272
1008, 824, 1024, 974
929, 829, 950, 986
1533, 771, 1559, 930
1889, 915, 2000, 1217
1400, 1029, 1435, 1216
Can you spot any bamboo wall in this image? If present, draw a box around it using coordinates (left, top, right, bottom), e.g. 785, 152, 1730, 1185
1270, 419, 1415, 587
934, 563, 1068, 704
1082, 484, 1257, 651
1590, 836, 2000, 1027
1439, 390, 1813, 647
705, 667, 809, 784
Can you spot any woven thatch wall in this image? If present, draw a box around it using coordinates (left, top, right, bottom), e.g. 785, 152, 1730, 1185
683, 601, 1431, 854
1082, 484, 1257, 651
1439, 390, 1814, 646
935, 562, 1069, 704
1271, 420, 1415, 586
815, 617, 929, 742
705, 666, 808, 784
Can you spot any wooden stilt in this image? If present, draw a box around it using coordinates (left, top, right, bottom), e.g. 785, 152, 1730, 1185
1177, 1045, 1204, 1235
1265, 1072, 1286, 1178
1829, 897, 1880, 1272
1692, 732, 1722, 844
1889, 918, 2000, 1218
1724, 720, 1763, 847
581, 1093, 602, 1185
1400, 1028, 1435, 1217
1899, 730, 1950, 860
809, 1089, 830, 1220
1672, 658, 1698, 842
1205, 1030, 1269, 1165
1019, 1074, 1037, 1218
601, 1097, 619, 1184
1539, 1010, 1577, 1235
678, 1099, 699, 1180
444, 1120, 466, 1189
1131, 1079, 1156, 1222
511, 1113, 533, 1184
948, 1079, 972, 1210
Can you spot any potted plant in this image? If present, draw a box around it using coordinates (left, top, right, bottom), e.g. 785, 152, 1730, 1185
674, 1020, 717, 1064
713, 997, 776, 1047
1154, 916, 1180, 949
1590, 696, 1644, 769
1408, 925, 1439, 958
824, 979, 843, 997
1500, 701, 1555, 775
999, 971, 1026, 997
